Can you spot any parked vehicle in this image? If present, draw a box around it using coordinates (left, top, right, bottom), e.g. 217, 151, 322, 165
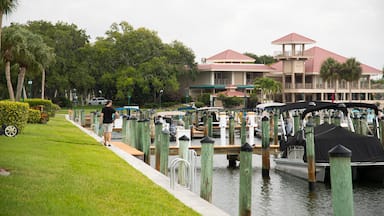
0, 124, 18, 137
88, 97, 108, 105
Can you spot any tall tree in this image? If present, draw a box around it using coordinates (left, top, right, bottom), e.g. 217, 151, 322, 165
26, 21, 89, 99
2, 24, 27, 100
0, 0, 18, 51
320, 57, 342, 101
339, 58, 362, 101
0, 0, 18, 100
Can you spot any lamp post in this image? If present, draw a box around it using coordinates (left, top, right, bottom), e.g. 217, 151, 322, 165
73, 88, 78, 108
28, 80, 33, 98
159, 89, 164, 109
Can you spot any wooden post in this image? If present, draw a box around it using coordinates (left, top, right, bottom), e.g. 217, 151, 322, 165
130, 117, 137, 148
142, 119, 151, 165
219, 112, 226, 146
352, 116, 359, 133
203, 112, 208, 137
293, 112, 300, 134
137, 119, 144, 151
229, 115, 235, 145
241, 116, 246, 145
178, 135, 189, 186
305, 122, 316, 191
154, 121, 162, 171
239, 143, 253, 216
207, 115, 213, 137
273, 109, 279, 146
227, 115, 237, 168
81, 109, 85, 126
94, 113, 99, 135
380, 117, 384, 147
323, 113, 329, 124
314, 114, 320, 126
200, 136, 214, 203
261, 116, 270, 178
160, 128, 170, 176
360, 116, 368, 136
121, 115, 128, 144
329, 145, 354, 216
334, 115, 341, 127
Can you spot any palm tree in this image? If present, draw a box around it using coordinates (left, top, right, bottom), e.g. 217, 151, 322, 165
320, 57, 342, 102
254, 77, 282, 102
340, 58, 362, 101
1, 0, 18, 100
1, 24, 26, 101
0, 0, 18, 51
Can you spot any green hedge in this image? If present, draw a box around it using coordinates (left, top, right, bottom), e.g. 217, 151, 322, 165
28, 109, 41, 124
0, 101, 29, 132
24, 98, 61, 118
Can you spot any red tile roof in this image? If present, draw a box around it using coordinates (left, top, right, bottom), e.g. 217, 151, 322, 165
206, 49, 255, 63
272, 33, 316, 45
271, 46, 382, 75
304, 46, 382, 75
198, 63, 275, 72
214, 89, 247, 97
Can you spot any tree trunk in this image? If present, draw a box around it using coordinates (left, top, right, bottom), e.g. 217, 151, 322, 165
5, 60, 15, 101
15, 67, 26, 101
41, 68, 45, 99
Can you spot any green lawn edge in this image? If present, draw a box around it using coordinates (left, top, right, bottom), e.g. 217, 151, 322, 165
0, 115, 200, 216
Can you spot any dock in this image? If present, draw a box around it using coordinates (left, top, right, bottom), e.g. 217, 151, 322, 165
149, 144, 279, 156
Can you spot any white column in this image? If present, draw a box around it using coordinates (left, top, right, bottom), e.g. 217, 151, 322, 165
219, 112, 227, 146
248, 112, 256, 145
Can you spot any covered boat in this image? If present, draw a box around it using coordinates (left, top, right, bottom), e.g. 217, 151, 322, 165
275, 103, 384, 183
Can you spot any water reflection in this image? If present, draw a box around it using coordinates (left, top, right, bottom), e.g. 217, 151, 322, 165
130, 135, 384, 216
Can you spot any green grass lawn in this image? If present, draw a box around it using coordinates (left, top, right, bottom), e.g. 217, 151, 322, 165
0, 115, 199, 216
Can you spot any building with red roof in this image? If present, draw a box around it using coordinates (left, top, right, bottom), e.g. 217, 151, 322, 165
270, 33, 383, 103
189, 33, 383, 106
190, 49, 275, 106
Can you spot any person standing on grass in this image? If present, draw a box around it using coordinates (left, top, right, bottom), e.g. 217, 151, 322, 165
100, 100, 119, 146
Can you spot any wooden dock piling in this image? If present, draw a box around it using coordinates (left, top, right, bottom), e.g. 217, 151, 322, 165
305, 123, 316, 191
160, 128, 170, 176
261, 116, 270, 178
154, 121, 162, 171
239, 143, 253, 216
200, 136, 214, 203
329, 145, 354, 216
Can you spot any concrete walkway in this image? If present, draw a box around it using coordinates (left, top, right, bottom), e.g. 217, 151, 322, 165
66, 115, 230, 216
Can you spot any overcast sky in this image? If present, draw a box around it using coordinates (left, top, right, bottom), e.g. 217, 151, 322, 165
4, 0, 384, 70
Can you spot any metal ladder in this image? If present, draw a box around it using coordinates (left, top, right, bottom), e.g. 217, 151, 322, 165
170, 150, 197, 192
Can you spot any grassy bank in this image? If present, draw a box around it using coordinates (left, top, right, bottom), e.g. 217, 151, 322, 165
0, 115, 199, 216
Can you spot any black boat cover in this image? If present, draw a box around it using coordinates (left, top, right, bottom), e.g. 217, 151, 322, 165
280, 123, 384, 163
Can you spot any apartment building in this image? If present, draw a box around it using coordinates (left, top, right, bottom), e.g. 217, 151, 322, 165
189, 33, 383, 106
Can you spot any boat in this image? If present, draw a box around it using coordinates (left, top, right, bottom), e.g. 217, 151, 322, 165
156, 111, 186, 142
274, 102, 384, 183
254, 102, 285, 137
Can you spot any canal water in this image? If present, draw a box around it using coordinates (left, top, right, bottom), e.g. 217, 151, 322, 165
113, 133, 384, 216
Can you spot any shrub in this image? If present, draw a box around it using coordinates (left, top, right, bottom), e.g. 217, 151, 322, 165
24, 98, 59, 119
197, 93, 211, 106
217, 94, 243, 108
0, 101, 29, 132
194, 101, 205, 108
28, 109, 41, 123
52, 96, 71, 108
